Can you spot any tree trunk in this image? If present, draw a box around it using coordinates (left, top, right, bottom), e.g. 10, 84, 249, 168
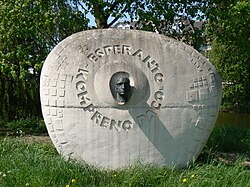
92, 1, 108, 28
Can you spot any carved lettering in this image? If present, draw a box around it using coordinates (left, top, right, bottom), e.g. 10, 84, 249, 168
78, 91, 90, 105
154, 73, 164, 82
154, 91, 164, 101
95, 48, 105, 57
151, 63, 160, 73
114, 45, 122, 54
76, 81, 86, 91
103, 45, 113, 55
100, 116, 110, 128
86, 45, 165, 87
110, 119, 122, 131
132, 49, 143, 60
136, 110, 157, 127
123, 45, 131, 55
150, 86, 164, 110
137, 115, 148, 127
91, 111, 102, 125
76, 44, 167, 131
146, 110, 157, 123
90, 111, 133, 131
87, 53, 98, 63
151, 100, 161, 110
76, 68, 88, 81
142, 55, 161, 75
122, 120, 133, 130
143, 55, 157, 70
83, 103, 95, 112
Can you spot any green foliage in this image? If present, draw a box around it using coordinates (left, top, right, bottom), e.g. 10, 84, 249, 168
206, 126, 250, 154
208, 1, 250, 112
0, 0, 89, 120
0, 118, 47, 134
73, 0, 207, 49
0, 135, 249, 186
133, 1, 207, 48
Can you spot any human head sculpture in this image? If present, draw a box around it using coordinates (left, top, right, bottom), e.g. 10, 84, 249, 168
110, 72, 132, 104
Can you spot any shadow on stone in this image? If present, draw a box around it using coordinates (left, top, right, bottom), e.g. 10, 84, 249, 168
129, 102, 176, 165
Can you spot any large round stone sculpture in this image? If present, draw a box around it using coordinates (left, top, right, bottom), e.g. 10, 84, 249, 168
40, 29, 222, 169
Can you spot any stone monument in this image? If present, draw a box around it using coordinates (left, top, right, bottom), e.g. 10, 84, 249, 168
40, 29, 222, 169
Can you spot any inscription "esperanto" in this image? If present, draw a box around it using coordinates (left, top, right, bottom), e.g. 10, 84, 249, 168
87, 45, 164, 84
75, 44, 165, 131
87, 44, 165, 110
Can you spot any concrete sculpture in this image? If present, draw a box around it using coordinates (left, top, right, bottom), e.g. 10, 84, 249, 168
40, 29, 222, 169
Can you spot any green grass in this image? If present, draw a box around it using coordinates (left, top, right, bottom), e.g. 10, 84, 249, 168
206, 126, 250, 154
0, 126, 249, 186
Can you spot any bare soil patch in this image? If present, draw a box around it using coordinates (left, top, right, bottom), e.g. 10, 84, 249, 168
20, 134, 52, 144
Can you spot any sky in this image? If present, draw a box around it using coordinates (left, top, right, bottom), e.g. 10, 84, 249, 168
84, 2, 204, 27
86, 12, 96, 27
86, 12, 131, 27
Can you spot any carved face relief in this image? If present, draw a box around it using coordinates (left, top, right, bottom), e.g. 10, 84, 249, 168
110, 72, 132, 104
115, 76, 131, 95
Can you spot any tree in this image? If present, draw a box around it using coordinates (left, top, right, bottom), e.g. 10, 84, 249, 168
72, 0, 136, 29
72, 0, 208, 49
0, 0, 225, 120
208, 1, 250, 112
0, 0, 89, 120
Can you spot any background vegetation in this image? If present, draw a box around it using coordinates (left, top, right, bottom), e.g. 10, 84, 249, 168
0, 0, 88, 120
208, 1, 250, 112
0, 0, 249, 117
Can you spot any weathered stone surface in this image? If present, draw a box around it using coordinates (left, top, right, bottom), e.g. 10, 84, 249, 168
40, 29, 222, 169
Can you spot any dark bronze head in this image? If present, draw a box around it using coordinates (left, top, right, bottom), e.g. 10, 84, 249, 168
110, 72, 132, 104
115, 76, 131, 95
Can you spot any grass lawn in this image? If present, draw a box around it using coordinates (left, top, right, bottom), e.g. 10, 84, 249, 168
0, 126, 249, 187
